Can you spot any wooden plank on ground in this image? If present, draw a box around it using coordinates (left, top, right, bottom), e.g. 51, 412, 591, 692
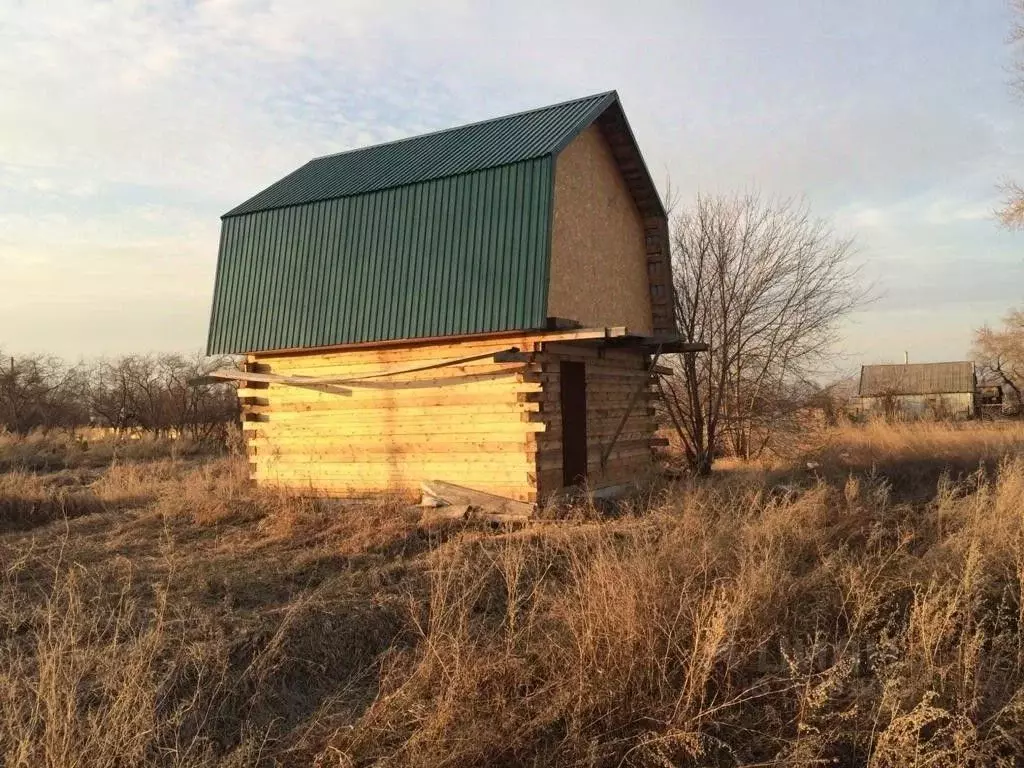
421, 480, 534, 520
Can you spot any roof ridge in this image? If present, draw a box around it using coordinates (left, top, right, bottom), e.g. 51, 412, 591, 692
864, 361, 973, 368
309, 90, 618, 163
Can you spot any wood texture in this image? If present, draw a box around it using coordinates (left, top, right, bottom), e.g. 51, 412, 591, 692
240, 331, 662, 511
533, 344, 658, 500
244, 335, 545, 502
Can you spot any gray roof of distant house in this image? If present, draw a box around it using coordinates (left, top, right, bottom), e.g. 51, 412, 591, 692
858, 362, 976, 397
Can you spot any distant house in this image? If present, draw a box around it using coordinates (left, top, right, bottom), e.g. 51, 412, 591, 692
205, 91, 689, 509
857, 362, 976, 419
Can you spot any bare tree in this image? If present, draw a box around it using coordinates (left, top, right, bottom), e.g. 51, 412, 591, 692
0, 349, 238, 444
0, 352, 89, 435
974, 309, 1024, 411
661, 193, 864, 473
88, 353, 238, 441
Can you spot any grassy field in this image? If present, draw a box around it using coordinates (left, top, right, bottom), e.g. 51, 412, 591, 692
3, 423, 1024, 766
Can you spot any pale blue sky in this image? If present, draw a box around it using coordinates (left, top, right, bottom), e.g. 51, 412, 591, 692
1, 0, 1022, 368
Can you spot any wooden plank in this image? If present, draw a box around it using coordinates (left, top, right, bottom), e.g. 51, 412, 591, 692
242, 419, 546, 435
535, 439, 653, 465
533, 392, 655, 407
533, 430, 656, 451
238, 382, 541, 403
256, 479, 536, 503
249, 359, 536, 379
244, 362, 536, 384
247, 409, 543, 425
256, 466, 534, 484
538, 405, 655, 421
254, 327, 629, 366
242, 412, 541, 429
421, 480, 534, 519
221, 349, 521, 380
255, 462, 533, 479
248, 435, 535, 449
538, 379, 657, 391
253, 450, 535, 466
537, 371, 653, 383
247, 401, 541, 416
545, 415, 656, 432
537, 448, 651, 472
233, 369, 534, 393
536, 343, 644, 363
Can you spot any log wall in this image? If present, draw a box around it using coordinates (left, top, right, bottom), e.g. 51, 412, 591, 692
242, 335, 548, 502
240, 333, 660, 507
533, 343, 658, 500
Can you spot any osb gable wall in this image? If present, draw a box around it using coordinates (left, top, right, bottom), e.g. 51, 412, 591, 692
547, 125, 653, 335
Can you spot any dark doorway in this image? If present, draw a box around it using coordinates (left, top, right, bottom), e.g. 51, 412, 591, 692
559, 361, 588, 487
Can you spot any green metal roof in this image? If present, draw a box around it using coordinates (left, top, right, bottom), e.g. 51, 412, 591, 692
208, 158, 553, 354
207, 90, 659, 355
225, 91, 617, 218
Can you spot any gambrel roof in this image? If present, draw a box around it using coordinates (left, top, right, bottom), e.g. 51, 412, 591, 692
207, 91, 665, 355
226, 92, 654, 217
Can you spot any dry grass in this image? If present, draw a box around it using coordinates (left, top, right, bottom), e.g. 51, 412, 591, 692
3, 423, 1024, 766
0, 429, 218, 473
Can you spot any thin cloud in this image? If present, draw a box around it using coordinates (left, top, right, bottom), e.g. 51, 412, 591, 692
1, 0, 1023, 358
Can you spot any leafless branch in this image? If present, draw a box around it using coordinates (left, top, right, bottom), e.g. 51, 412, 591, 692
664, 193, 865, 472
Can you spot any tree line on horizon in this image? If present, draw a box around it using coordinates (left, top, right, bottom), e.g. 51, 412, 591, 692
0, 352, 237, 443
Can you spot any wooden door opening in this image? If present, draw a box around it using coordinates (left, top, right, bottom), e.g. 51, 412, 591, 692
559, 361, 587, 487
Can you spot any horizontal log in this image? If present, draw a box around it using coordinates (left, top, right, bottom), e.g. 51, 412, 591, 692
535, 344, 645, 363
537, 381, 657, 394
254, 328, 630, 371
235, 370, 536, 394
254, 462, 533, 480
237, 383, 540, 405
543, 415, 656, 432
533, 430, 656, 451
244, 402, 539, 417
537, 448, 653, 472
251, 360, 537, 382
242, 421, 547, 436
257, 340, 540, 370
250, 451, 535, 465
533, 405, 654, 422
256, 351, 527, 377
239, 392, 535, 412
535, 439, 653, 463
254, 478, 537, 503
248, 434, 534, 449
245, 410, 543, 426
538, 360, 648, 375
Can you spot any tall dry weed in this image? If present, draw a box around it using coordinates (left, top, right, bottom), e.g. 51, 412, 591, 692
4, 423, 1024, 765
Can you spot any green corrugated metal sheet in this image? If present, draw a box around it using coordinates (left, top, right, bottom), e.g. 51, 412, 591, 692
207, 158, 554, 354
225, 92, 616, 218
205, 90, 665, 354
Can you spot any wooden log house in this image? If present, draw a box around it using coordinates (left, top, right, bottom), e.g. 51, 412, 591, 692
206, 91, 687, 507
